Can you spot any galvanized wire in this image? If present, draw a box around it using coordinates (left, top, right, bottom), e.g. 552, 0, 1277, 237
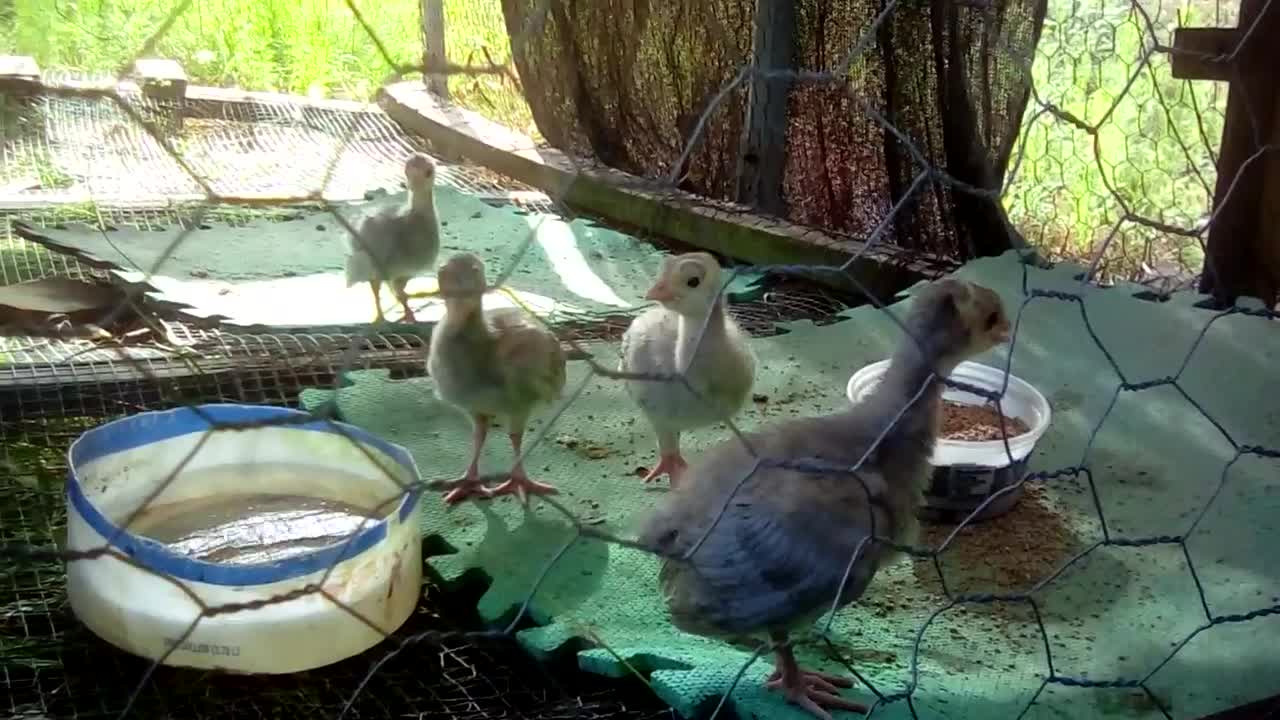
0, 1, 1277, 720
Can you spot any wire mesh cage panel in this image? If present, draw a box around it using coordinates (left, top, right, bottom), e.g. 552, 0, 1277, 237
0, 1, 1277, 720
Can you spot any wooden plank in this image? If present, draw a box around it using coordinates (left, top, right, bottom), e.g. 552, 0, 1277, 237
0, 55, 39, 81
1255, 61, 1280, 308
735, 0, 796, 215
130, 58, 188, 99
33, 73, 380, 116
420, 0, 450, 99
1198, 0, 1280, 308
0, 55, 41, 94
1170, 27, 1238, 82
377, 81, 955, 299
183, 84, 378, 113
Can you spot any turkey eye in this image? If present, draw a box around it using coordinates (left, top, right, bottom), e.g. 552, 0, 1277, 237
686, 276, 701, 289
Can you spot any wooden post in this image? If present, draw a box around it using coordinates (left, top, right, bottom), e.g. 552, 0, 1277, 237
1173, 0, 1280, 308
0, 55, 40, 97
131, 58, 188, 100
129, 58, 189, 134
734, 0, 795, 217
421, 0, 449, 100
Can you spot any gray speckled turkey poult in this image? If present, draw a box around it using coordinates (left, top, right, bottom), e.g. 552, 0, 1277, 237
637, 278, 1012, 720
344, 152, 440, 323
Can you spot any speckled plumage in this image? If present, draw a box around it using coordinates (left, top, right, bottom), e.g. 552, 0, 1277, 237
636, 278, 1012, 719
343, 203, 439, 284
344, 153, 440, 322
427, 252, 567, 505
428, 306, 567, 423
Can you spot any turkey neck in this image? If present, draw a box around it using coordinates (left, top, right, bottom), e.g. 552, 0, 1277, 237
674, 298, 729, 371
408, 184, 437, 219
437, 299, 488, 342
859, 326, 961, 470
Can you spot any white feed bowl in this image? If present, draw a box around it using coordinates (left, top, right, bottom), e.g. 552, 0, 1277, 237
64, 403, 424, 674
846, 360, 1052, 468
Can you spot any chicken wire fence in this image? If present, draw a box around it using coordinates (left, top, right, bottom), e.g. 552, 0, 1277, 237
0, 77, 866, 390
497, 0, 1232, 289
0, 61, 862, 720
0, 1, 1277, 720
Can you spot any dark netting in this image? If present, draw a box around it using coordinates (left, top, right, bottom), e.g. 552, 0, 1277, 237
501, 0, 753, 198
501, 0, 1046, 260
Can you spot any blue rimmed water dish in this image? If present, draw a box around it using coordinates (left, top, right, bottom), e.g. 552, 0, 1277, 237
63, 404, 424, 673
846, 360, 1052, 524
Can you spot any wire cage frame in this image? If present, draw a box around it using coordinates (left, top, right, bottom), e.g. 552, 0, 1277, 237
0, 0, 1277, 720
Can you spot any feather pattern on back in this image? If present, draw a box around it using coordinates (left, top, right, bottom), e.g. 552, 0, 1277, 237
427, 305, 566, 423
638, 404, 932, 637
637, 278, 1013, 642
344, 205, 439, 284
344, 154, 440, 286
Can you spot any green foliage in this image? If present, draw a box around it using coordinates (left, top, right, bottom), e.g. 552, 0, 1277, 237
0, 0, 1228, 278
1003, 0, 1229, 280
0, 0, 536, 136
440, 1, 539, 138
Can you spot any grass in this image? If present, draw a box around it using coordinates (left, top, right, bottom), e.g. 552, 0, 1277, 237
1003, 0, 1233, 282
0, 0, 1232, 281
0, 0, 538, 137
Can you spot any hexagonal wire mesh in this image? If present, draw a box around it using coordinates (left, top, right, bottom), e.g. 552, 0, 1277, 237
0, 0, 1277, 719
1002, 0, 1233, 292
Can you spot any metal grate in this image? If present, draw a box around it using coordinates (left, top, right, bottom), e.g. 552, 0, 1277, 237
2, 73, 543, 206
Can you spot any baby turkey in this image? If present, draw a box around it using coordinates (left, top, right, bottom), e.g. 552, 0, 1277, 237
620, 252, 755, 488
637, 278, 1011, 720
344, 152, 440, 323
427, 252, 568, 505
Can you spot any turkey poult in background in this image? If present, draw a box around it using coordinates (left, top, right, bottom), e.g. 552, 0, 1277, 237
619, 252, 756, 487
637, 279, 1012, 720
344, 152, 440, 323
427, 253, 568, 506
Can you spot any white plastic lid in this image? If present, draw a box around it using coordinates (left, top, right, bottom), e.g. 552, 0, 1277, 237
846, 359, 1052, 468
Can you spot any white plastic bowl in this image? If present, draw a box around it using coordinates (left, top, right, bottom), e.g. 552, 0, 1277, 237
64, 404, 424, 673
846, 360, 1052, 468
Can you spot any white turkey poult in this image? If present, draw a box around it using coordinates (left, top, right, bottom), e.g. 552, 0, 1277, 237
344, 152, 440, 323
620, 252, 756, 488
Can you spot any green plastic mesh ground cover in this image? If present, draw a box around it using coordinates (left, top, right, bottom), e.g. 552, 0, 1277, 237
14, 184, 675, 329
298, 250, 1279, 720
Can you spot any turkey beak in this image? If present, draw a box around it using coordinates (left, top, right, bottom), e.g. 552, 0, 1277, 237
645, 281, 674, 302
